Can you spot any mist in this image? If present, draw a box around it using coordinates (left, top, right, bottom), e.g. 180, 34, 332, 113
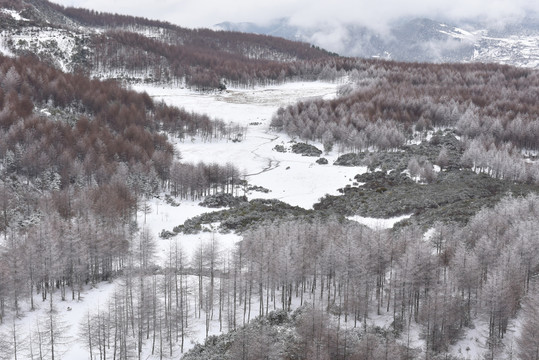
51, 0, 539, 32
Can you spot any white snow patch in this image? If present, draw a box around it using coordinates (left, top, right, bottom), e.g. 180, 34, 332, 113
0, 42, 13, 56
1, 9, 28, 21
2, 27, 82, 72
422, 227, 436, 241
40, 108, 51, 116
348, 214, 412, 230
9, 281, 118, 360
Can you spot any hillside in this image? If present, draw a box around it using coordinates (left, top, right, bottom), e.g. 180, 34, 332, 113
0, 0, 346, 88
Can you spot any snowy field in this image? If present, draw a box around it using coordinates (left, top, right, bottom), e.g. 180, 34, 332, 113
132, 81, 364, 226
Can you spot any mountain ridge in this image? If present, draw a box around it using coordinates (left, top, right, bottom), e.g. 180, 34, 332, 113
216, 16, 539, 68
0, 0, 344, 89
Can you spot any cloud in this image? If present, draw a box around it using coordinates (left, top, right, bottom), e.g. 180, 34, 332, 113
51, 0, 538, 31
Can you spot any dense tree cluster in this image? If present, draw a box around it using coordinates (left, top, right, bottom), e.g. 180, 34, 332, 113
0, 54, 173, 188
183, 308, 413, 360
169, 162, 241, 200
187, 194, 539, 358
0, 54, 245, 194
45, 0, 178, 30
89, 30, 350, 89
63, 194, 539, 359
460, 138, 539, 182
271, 61, 539, 156
45, 0, 336, 60
47, 2, 334, 60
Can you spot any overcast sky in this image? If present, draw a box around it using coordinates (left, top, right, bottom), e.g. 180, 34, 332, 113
51, 0, 538, 32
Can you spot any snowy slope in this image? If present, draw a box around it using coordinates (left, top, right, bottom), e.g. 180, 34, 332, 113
1, 26, 85, 72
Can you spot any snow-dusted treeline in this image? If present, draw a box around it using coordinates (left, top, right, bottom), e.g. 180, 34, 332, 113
5, 193, 536, 359
271, 62, 539, 180
181, 194, 539, 359
88, 30, 348, 89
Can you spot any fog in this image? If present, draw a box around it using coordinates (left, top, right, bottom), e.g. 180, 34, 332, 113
51, 0, 539, 32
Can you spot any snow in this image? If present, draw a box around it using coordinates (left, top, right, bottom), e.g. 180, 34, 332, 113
434, 23, 539, 69
0, 27, 82, 72
39, 108, 51, 116
348, 214, 412, 230
0, 41, 12, 56
133, 81, 361, 210
472, 33, 539, 68
438, 26, 479, 42
9, 281, 118, 360
0, 9, 28, 21
60, 282, 120, 359
131, 81, 341, 127
422, 227, 436, 241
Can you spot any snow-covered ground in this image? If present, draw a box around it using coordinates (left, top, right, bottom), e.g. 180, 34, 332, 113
128, 82, 366, 264
133, 82, 362, 210
0, 9, 28, 22
0, 26, 84, 72
348, 214, 412, 230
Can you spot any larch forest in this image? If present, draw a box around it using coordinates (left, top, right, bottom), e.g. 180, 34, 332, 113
0, 1, 539, 360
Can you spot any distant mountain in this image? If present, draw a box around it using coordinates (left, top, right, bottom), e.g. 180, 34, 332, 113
216, 16, 539, 68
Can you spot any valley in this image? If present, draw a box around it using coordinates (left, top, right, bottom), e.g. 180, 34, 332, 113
0, 1, 539, 360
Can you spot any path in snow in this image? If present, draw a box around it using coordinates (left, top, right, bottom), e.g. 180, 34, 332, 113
244, 132, 280, 177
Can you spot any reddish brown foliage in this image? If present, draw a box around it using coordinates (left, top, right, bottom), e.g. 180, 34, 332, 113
272, 60, 539, 151
0, 55, 178, 189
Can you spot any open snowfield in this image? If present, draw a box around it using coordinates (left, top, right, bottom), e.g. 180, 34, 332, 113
133, 81, 364, 209
348, 214, 413, 230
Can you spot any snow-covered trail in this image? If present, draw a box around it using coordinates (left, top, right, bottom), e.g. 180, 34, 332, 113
244, 132, 280, 177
